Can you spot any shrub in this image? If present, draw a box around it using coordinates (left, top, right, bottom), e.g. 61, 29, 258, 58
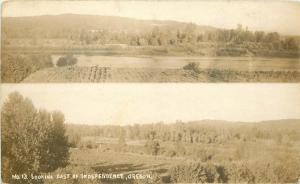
207, 69, 225, 81
86, 142, 94, 149
68, 133, 81, 148
80, 141, 97, 149
169, 162, 227, 183
165, 150, 176, 157
1, 53, 53, 82
145, 140, 160, 155
226, 162, 255, 183
56, 55, 78, 67
183, 62, 200, 73
225, 153, 300, 184
191, 147, 214, 162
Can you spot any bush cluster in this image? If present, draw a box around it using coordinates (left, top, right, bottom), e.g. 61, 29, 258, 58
169, 161, 228, 183
169, 155, 300, 183
1, 53, 53, 82
56, 55, 78, 67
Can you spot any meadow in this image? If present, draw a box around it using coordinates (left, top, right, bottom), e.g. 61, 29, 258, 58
43, 120, 300, 184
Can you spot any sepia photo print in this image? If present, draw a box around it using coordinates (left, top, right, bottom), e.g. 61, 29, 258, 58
1, 1, 300, 184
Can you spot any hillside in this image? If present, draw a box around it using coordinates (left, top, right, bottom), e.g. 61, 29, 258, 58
67, 119, 300, 129
189, 119, 300, 127
2, 14, 216, 38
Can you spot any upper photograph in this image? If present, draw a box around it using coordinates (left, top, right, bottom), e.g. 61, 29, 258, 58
1, 0, 300, 83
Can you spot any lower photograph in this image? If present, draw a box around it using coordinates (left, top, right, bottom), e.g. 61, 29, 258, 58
1, 84, 300, 184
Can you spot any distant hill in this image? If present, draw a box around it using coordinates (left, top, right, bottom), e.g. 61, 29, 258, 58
184, 119, 300, 136
68, 119, 300, 127
2, 14, 216, 36
189, 119, 300, 128
255, 119, 300, 128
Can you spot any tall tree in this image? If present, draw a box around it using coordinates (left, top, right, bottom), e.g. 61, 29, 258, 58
1, 92, 70, 183
44, 111, 69, 171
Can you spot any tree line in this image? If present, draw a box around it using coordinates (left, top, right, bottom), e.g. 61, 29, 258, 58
1, 92, 70, 184
3, 15, 299, 52
67, 120, 299, 147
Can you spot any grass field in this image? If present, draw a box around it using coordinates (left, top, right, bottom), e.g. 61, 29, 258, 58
45, 147, 181, 184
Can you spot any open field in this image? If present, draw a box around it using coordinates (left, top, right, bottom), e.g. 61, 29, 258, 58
46, 119, 300, 184
44, 133, 300, 184
7, 54, 298, 83
45, 148, 180, 184
3, 52, 300, 83
23, 66, 300, 82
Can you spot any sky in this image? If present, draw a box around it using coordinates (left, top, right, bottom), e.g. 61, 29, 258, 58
2, 0, 300, 35
1, 84, 300, 125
